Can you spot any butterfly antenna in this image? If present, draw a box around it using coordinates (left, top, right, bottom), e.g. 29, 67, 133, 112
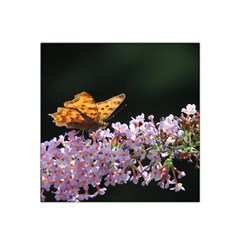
107, 104, 127, 121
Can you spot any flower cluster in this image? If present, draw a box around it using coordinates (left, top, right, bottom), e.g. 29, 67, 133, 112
41, 104, 200, 202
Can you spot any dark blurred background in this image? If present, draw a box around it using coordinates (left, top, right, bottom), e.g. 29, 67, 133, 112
41, 43, 200, 202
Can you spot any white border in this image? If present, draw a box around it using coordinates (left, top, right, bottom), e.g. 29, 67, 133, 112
1, 1, 239, 239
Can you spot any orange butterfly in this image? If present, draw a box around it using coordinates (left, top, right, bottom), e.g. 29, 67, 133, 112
49, 92, 126, 132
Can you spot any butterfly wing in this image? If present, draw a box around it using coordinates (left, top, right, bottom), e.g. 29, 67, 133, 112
64, 92, 99, 121
96, 93, 125, 121
49, 92, 125, 131
49, 107, 92, 129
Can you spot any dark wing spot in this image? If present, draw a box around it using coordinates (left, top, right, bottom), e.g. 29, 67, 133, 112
108, 107, 113, 111
103, 112, 108, 115
101, 107, 105, 110
105, 105, 109, 108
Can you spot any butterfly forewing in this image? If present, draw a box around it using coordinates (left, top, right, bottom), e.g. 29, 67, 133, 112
96, 93, 125, 121
64, 92, 99, 121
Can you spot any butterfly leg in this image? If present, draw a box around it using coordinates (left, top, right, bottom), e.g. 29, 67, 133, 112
81, 130, 85, 137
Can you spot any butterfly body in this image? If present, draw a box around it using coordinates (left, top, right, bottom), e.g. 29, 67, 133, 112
49, 92, 125, 132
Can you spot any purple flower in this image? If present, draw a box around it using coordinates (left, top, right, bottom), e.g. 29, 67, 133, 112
99, 146, 112, 163
111, 149, 121, 161
90, 187, 107, 199
166, 136, 175, 145
147, 151, 161, 162
159, 114, 178, 135
117, 149, 131, 163
148, 115, 154, 121
178, 171, 186, 179
66, 130, 79, 140
126, 123, 139, 139
93, 128, 113, 140
41, 104, 199, 202
135, 147, 146, 160
55, 186, 68, 201
112, 122, 128, 136
158, 175, 175, 189
78, 192, 90, 201
48, 137, 61, 150
143, 130, 157, 145
116, 169, 131, 184
136, 113, 145, 122
170, 183, 185, 192
148, 166, 162, 182
181, 104, 197, 115
177, 130, 184, 139
41, 174, 53, 191
105, 172, 117, 186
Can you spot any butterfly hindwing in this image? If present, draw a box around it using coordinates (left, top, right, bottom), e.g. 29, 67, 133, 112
49, 107, 86, 128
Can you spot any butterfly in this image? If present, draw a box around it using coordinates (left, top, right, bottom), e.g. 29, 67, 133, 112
49, 92, 126, 132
